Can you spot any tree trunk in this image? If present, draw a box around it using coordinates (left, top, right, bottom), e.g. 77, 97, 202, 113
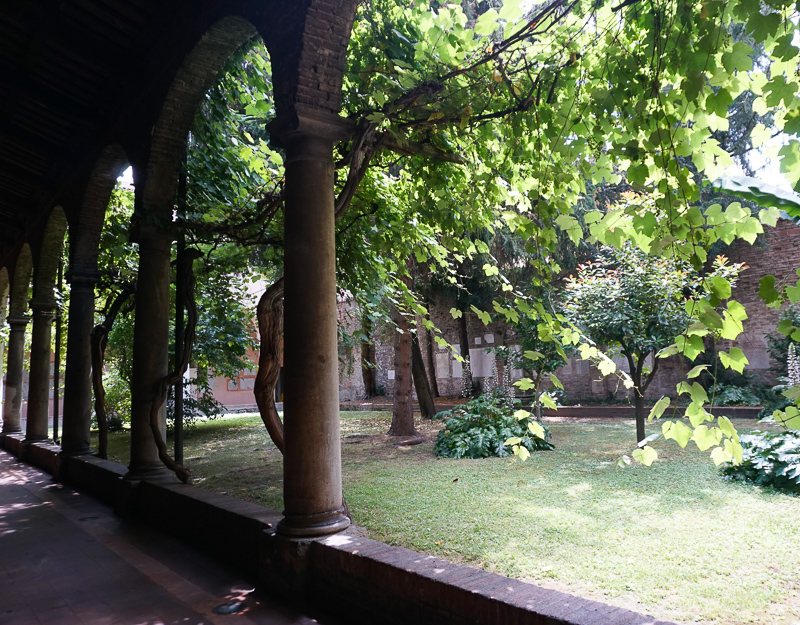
254, 277, 285, 453
458, 312, 472, 395
91, 283, 135, 460
412, 332, 436, 418
634, 391, 646, 443
424, 323, 440, 398
360, 315, 377, 397
389, 308, 417, 436
626, 352, 646, 443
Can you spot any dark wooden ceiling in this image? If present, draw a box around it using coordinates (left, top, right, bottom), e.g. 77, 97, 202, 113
0, 1, 163, 260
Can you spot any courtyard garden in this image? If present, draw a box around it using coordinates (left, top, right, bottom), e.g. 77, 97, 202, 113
94, 411, 800, 625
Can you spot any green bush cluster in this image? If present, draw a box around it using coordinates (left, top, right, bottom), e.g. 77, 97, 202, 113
721, 430, 800, 493
434, 390, 554, 459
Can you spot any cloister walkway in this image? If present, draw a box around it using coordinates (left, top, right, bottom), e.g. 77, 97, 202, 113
0, 450, 339, 625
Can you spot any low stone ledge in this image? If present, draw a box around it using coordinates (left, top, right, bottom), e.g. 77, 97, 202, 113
135, 479, 281, 576
543, 405, 762, 419
269, 533, 677, 625
21, 440, 62, 474
0, 432, 25, 455
60, 454, 127, 505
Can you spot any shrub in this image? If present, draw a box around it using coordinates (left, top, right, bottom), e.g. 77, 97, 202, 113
721, 429, 800, 493
434, 389, 554, 459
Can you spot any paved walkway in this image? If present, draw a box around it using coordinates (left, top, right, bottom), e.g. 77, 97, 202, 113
0, 450, 339, 625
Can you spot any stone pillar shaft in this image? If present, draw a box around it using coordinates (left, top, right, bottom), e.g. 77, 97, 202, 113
61, 273, 99, 455
274, 108, 352, 537
2, 316, 29, 433
26, 303, 56, 442
127, 233, 172, 481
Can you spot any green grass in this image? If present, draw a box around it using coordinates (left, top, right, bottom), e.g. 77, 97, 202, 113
93, 412, 800, 625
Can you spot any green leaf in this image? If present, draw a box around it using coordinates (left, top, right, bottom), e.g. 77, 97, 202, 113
774, 405, 800, 430
504, 436, 522, 446
687, 365, 709, 379
758, 275, 782, 309
746, 11, 781, 42
549, 373, 564, 390
681, 70, 705, 102
514, 377, 535, 391
719, 347, 749, 373
513, 409, 531, 420
692, 425, 723, 451
717, 416, 739, 442
721, 42, 754, 73
685, 402, 712, 427
450, 308, 463, 319
540, 393, 558, 409
527, 421, 546, 439
663, 420, 693, 448
632, 445, 658, 466
783, 385, 800, 402
648, 396, 671, 421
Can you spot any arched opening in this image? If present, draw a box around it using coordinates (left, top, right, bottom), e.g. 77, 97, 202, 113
126, 15, 260, 482
61, 144, 130, 456
25, 207, 68, 442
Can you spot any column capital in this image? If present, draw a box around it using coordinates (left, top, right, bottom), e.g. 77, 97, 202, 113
6, 314, 31, 327
29, 300, 57, 316
267, 105, 355, 152
66, 269, 102, 286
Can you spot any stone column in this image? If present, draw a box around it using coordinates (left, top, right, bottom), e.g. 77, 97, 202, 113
270, 107, 352, 537
2, 315, 29, 433
25, 301, 56, 442
126, 229, 173, 481
60, 271, 99, 455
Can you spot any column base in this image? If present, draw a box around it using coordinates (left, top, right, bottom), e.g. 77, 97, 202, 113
277, 507, 351, 538
59, 446, 95, 458
22, 435, 50, 444
2, 425, 22, 434
125, 461, 177, 484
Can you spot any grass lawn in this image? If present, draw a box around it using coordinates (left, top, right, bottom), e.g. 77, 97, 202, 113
94, 412, 800, 625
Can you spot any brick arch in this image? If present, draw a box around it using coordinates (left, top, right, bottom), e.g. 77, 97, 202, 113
32, 207, 68, 306
253, 0, 360, 117
71, 145, 129, 275
138, 15, 258, 217
9, 244, 33, 317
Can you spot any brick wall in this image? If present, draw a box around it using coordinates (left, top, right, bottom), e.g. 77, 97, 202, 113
339, 219, 800, 402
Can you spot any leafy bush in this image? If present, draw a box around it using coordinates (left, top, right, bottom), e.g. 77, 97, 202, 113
434, 390, 554, 459
711, 382, 764, 407
721, 429, 800, 493
165, 378, 225, 434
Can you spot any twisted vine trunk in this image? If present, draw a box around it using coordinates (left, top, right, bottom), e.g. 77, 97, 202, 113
254, 277, 285, 453
91, 283, 135, 460
253, 277, 351, 520
147, 248, 203, 484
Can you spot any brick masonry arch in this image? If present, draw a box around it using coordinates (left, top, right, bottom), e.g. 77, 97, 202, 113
32, 207, 68, 307
71, 145, 129, 276
137, 15, 259, 225
252, 0, 360, 117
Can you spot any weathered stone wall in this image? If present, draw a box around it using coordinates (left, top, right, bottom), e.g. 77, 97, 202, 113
338, 219, 800, 401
